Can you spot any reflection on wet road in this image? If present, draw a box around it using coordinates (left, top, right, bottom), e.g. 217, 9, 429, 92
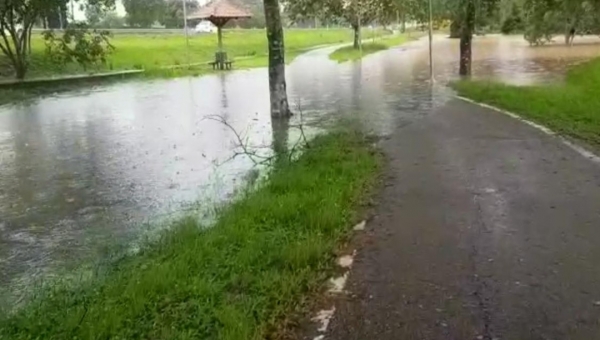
1, 34, 599, 300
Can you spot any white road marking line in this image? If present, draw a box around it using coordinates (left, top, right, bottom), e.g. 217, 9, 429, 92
310, 221, 365, 338
312, 307, 336, 333
337, 255, 354, 268
455, 96, 600, 165
337, 250, 356, 269
353, 220, 366, 231
328, 273, 349, 294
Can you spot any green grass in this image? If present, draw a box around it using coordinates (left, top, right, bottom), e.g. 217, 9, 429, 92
0, 130, 382, 340
329, 33, 415, 62
453, 58, 600, 148
14, 29, 387, 79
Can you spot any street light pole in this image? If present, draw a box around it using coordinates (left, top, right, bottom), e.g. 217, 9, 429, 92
182, 0, 191, 66
428, 0, 434, 81
358, 13, 362, 54
357, 0, 363, 54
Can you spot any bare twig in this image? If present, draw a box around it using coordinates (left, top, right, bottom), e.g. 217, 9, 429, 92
205, 102, 314, 169
286, 102, 311, 162
293, 101, 311, 149
204, 115, 275, 166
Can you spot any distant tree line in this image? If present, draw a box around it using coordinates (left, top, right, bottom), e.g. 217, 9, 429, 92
498, 0, 600, 45
282, 0, 497, 74
82, 0, 268, 29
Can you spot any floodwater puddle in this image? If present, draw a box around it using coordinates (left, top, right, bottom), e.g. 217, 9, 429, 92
1, 34, 599, 303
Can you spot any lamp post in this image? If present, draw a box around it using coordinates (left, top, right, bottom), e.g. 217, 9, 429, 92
358, 11, 362, 54
428, 0, 434, 81
182, 0, 191, 66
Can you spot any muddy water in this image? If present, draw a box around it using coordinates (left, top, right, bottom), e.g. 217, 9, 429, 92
1, 34, 599, 302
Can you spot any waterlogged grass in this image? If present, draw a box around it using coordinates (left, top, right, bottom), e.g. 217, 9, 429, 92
330, 43, 388, 62
329, 33, 415, 62
0, 130, 382, 340
453, 58, 600, 148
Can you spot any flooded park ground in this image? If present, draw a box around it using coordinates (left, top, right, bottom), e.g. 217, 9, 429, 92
1, 34, 600, 304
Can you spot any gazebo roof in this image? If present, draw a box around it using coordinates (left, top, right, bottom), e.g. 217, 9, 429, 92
188, 0, 252, 21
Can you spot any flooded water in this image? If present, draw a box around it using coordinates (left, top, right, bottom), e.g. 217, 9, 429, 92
1, 34, 599, 303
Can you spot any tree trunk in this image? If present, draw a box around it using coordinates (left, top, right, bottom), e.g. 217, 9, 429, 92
0, 26, 30, 80
450, 19, 461, 38
459, 33, 471, 76
15, 59, 27, 79
27, 28, 32, 55
401, 13, 406, 33
271, 115, 290, 163
459, 0, 475, 76
263, 0, 291, 118
353, 25, 360, 49
565, 27, 575, 45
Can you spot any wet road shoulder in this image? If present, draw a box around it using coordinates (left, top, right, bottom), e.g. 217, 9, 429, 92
326, 98, 600, 340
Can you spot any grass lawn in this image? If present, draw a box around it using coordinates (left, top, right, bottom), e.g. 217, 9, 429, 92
329, 33, 415, 62
0, 130, 382, 340
453, 58, 600, 148
16, 29, 386, 79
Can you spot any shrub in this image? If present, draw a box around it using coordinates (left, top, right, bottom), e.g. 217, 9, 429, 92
43, 23, 115, 71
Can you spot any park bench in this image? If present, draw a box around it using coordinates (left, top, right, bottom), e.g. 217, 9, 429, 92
209, 60, 234, 70
209, 51, 234, 70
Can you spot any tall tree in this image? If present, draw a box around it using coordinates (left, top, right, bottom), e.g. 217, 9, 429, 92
44, 5, 69, 29
459, 0, 475, 75
0, 0, 114, 79
231, 0, 266, 28
85, 1, 107, 26
122, 0, 164, 28
263, 0, 291, 117
97, 10, 126, 28
453, 0, 497, 75
285, 0, 395, 49
161, 0, 198, 28
500, 2, 525, 34
522, 0, 600, 45
424, 0, 499, 76
342, 0, 373, 49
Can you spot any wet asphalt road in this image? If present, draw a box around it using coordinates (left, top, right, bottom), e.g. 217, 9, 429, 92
328, 99, 600, 339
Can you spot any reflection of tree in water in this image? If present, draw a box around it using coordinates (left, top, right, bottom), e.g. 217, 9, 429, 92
0, 110, 44, 288
7, 107, 41, 219
219, 73, 229, 111
351, 61, 363, 113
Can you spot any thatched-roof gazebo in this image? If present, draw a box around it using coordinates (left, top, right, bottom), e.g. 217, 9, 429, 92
188, 0, 252, 69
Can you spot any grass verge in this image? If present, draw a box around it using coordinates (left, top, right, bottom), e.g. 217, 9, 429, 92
453, 58, 600, 148
329, 33, 415, 62
0, 130, 382, 340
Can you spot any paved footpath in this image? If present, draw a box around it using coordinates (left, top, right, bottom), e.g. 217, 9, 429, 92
327, 99, 600, 340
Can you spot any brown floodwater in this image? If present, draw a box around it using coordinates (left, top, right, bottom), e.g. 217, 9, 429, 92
1, 34, 599, 304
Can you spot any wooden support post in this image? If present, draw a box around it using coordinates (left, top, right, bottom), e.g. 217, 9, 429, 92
217, 25, 223, 52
